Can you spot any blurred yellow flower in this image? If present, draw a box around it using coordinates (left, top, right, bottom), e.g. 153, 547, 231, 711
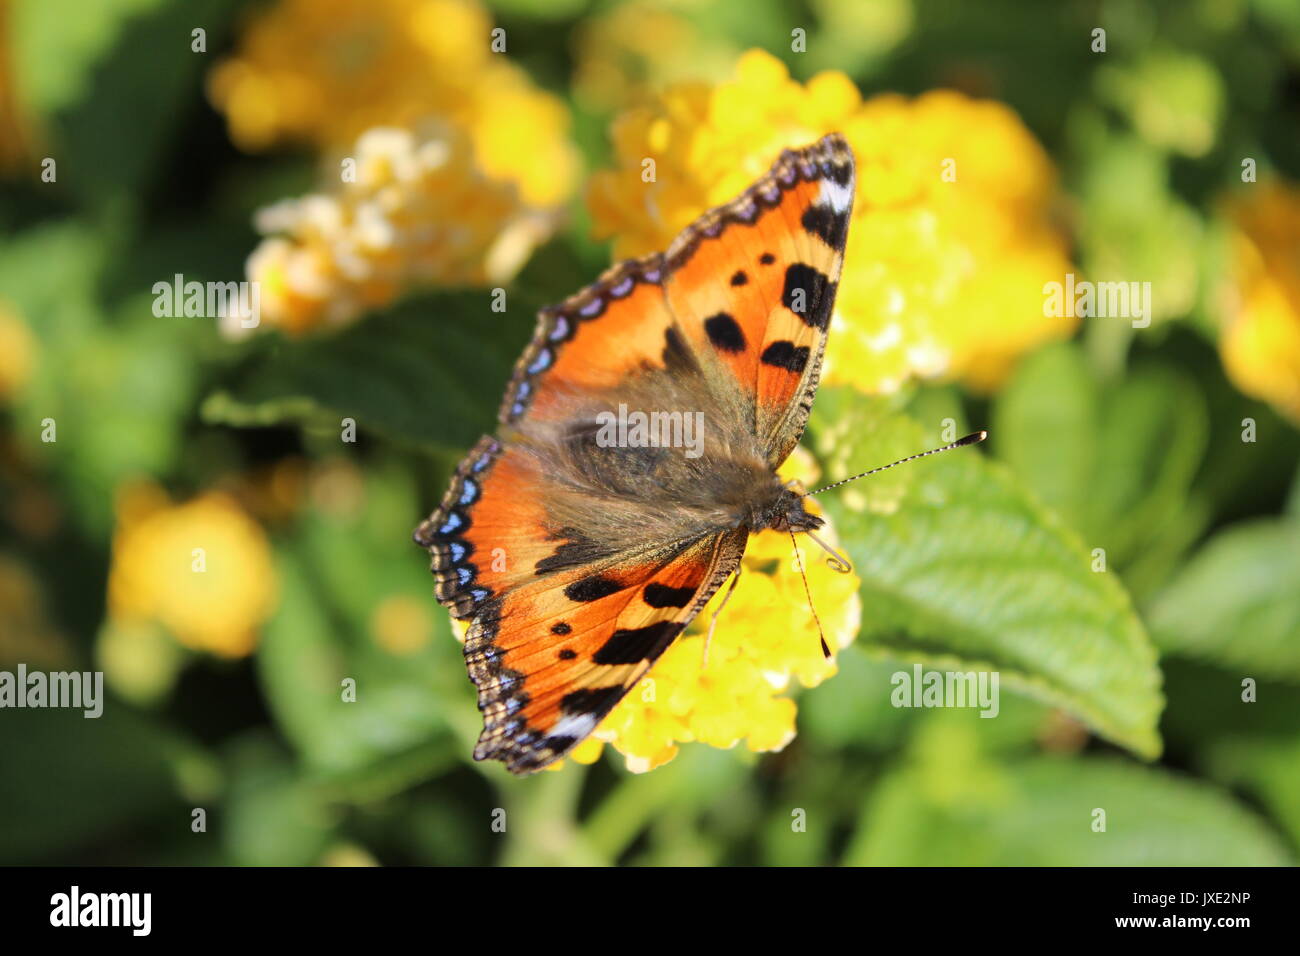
108, 483, 276, 658
240, 124, 556, 335
208, 0, 579, 208
0, 301, 34, 399
586, 49, 1076, 393
557, 448, 863, 774
371, 593, 434, 656
1219, 178, 1300, 424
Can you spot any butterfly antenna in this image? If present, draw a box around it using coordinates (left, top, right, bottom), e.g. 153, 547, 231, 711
790, 530, 832, 659
802, 431, 988, 498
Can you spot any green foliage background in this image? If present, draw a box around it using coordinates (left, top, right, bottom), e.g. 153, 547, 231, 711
1, 0, 1298, 866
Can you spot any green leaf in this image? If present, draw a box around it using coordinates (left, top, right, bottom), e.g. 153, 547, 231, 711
1147, 518, 1300, 681
258, 544, 465, 789
12, 0, 236, 210
0, 706, 191, 863
1096, 48, 1225, 157
1202, 733, 1300, 851
846, 753, 1290, 865
221, 735, 338, 867
1071, 125, 1206, 327
811, 387, 1163, 758
992, 341, 1098, 527
0, 226, 199, 534
256, 462, 475, 793
993, 344, 1210, 599
203, 289, 537, 453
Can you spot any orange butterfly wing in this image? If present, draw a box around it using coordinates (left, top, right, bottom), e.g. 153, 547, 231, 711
414, 434, 746, 773
474, 525, 745, 774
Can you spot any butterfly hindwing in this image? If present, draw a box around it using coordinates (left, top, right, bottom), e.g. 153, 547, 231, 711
466, 527, 748, 774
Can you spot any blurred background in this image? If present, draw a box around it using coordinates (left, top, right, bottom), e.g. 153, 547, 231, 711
1, 0, 1298, 866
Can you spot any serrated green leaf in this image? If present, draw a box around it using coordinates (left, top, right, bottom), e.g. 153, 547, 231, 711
811, 387, 1163, 758
1147, 518, 1300, 681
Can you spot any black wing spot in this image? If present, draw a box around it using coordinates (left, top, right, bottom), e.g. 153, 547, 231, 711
558, 649, 577, 660
801, 204, 849, 250
592, 621, 684, 665
761, 340, 810, 374
544, 734, 578, 753
564, 575, 623, 602
730, 270, 748, 286
826, 162, 852, 186
759, 252, 776, 265
551, 621, 572, 635
643, 582, 695, 608
703, 312, 747, 353
782, 263, 833, 329
561, 685, 626, 715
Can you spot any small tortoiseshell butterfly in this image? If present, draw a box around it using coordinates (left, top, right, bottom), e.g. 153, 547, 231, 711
417, 133, 863, 773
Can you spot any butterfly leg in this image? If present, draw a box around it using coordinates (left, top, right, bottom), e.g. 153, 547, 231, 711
701, 565, 742, 668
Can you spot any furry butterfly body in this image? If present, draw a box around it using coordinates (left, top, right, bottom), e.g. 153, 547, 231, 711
416, 133, 855, 773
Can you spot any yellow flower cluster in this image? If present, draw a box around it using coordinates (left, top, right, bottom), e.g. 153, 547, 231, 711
107, 483, 276, 658
208, 0, 579, 208
1219, 178, 1300, 423
566, 450, 862, 774
586, 49, 1076, 393
241, 124, 556, 335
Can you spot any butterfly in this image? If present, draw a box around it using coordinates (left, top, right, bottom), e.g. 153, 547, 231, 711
415, 133, 857, 774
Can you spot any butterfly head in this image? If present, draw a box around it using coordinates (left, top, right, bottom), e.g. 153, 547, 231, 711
752, 485, 825, 535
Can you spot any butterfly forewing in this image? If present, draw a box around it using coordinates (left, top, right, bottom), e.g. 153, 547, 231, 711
663, 135, 854, 463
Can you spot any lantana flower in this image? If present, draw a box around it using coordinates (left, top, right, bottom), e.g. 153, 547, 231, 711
586, 49, 1077, 393
207, 0, 579, 208
1218, 178, 1300, 424
239, 124, 555, 335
